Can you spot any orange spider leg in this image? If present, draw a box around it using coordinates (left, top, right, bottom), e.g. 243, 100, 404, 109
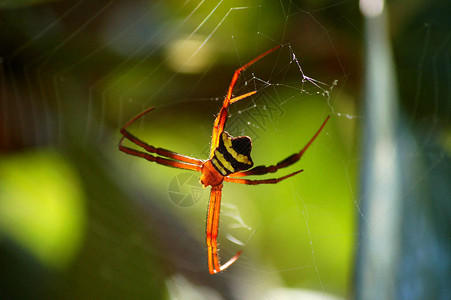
206, 184, 242, 274
224, 170, 303, 185
209, 45, 281, 157
229, 91, 257, 104
119, 107, 203, 166
119, 145, 202, 171
229, 116, 330, 178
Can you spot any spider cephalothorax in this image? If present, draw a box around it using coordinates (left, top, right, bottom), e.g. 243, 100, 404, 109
200, 132, 253, 188
119, 45, 330, 274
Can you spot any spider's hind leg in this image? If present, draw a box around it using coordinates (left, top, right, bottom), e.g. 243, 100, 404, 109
209, 46, 281, 158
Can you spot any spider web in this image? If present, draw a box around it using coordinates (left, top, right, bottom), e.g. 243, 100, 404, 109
1, 0, 449, 299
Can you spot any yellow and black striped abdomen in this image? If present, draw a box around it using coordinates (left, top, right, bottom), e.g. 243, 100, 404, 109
211, 131, 253, 176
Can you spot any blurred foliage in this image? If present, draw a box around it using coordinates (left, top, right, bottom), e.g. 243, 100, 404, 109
0, 0, 448, 299
0, 0, 58, 9
0, 149, 85, 270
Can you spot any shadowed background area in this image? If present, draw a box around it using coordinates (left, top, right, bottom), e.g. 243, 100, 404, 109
0, 0, 449, 299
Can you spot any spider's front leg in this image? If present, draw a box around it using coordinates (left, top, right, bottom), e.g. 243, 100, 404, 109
206, 184, 242, 274
202, 131, 256, 273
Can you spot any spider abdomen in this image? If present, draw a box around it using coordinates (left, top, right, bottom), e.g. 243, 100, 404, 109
211, 131, 254, 176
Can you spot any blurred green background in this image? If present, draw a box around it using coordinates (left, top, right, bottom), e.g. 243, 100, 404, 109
0, 0, 449, 299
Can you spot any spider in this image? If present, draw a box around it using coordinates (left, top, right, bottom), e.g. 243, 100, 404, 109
118, 45, 330, 274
